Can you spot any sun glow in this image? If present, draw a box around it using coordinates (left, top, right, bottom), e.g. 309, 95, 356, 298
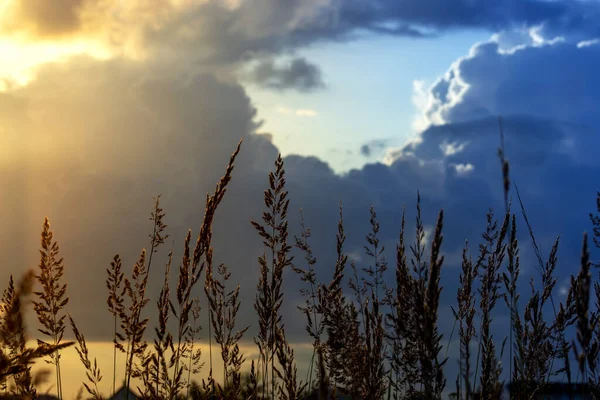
0, 38, 112, 90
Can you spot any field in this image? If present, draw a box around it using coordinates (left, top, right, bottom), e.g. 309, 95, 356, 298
1, 133, 600, 400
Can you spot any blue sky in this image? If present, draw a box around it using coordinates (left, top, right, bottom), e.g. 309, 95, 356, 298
2, 0, 600, 397
245, 30, 490, 172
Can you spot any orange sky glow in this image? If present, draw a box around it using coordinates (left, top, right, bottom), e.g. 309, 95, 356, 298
0, 0, 236, 88
24, 340, 266, 399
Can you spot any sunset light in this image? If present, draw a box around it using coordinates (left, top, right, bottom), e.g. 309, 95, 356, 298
1, 0, 600, 399
0, 38, 111, 89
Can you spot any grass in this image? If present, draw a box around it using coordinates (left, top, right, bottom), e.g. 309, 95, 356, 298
1, 128, 600, 400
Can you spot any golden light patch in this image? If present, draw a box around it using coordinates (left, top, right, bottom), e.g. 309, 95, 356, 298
23, 340, 268, 399
0, 0, 243, 87
0, 0, 109, 39
0, 38, 111, 89
9, 0, 84, 37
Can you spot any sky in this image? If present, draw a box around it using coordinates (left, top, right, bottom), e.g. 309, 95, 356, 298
2, 0, 600, 398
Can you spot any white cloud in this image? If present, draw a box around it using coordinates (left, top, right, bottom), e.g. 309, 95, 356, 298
439, 140, 467, 156
577, 38, 600, 48
411, 79, 437, 132
295, 108, 317, 117
412, 33, 600, 134
275, 106, 292, 114
382, 147, 409, 166
451, 162, 474, 176
559, 286, 568, 296
275, 106, 317, 117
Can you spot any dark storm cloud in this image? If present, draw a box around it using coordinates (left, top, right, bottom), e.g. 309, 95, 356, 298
422, 38, 600, 128
0, 55, 475, 346
4, 0, 600, 71
359, 139, 390, 157
247, 57, 325, 91
360, 144, 371, 156
138, 0, 600, 68
332, 0, 567, 32
401, 37, 600, 275
389, 35, 600, 389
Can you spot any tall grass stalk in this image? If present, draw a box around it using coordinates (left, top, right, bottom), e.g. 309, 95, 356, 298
33, 218, 69, 400
252, 154, 293, 400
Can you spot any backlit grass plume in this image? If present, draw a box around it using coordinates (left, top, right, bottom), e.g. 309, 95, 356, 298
252, 153, 294, 400
1, 270, 73, 398
33, 218, 69, 400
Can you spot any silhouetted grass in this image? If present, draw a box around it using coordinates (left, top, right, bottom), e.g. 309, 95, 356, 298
2, 132, 600, 400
